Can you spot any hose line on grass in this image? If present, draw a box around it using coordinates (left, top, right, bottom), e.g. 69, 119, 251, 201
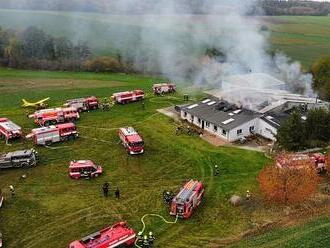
135, 213, 179, 248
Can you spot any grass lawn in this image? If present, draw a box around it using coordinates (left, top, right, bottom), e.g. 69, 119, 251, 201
0, 9, 329, 68
0, 67, 271, 248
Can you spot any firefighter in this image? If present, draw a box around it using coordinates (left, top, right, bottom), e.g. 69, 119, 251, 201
9, 185, 15, 197
136, 231, 143, 246
246, 190, 251, 200
148, 231, 155, 245
115, 186, 120, 199
142, 235, 149, 247
214, 165, 220, 176
102, 183, 109, 197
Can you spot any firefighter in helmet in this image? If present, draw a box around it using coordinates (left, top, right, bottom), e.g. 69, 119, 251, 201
246, 190, 251, 200
137, 231, 143, 246
148, 231, 155, 246
142, 234, 150, 247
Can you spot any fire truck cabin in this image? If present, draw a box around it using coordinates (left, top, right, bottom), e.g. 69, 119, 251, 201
170, 179, 204, 219
119, 127, 144, 155
0, 118, 22, 141
69, 222, 136, 248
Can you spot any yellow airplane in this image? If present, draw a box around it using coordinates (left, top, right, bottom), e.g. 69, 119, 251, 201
22, 98, 50, 109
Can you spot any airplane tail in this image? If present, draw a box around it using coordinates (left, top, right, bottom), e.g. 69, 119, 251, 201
22, 99, 30, 107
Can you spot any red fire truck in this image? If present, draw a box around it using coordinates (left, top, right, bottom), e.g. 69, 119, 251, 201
111, 90, 144, 104
0, 118, 22, 142
152, 83, 176, 95
26, 123, 78, 145
69, 160, 103, 179
276, 153, 326, 172
69, 222, 136, 248
170, 179, 204, 219
118, 127, 144, 155
65, 96, 99, 112
29, 107, 80, 126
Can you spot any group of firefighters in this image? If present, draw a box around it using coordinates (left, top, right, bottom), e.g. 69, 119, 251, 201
136, 231, 155, 248
102, 182, 120, 199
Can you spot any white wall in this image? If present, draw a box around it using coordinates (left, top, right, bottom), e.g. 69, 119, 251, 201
227, 118, 259, 142
257, 119, 278, 141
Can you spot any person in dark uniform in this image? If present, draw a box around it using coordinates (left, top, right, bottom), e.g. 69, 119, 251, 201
115, 186, 120, 199
102, 183, 109, 197
214, 165, 220, 176
148, 231, 155, 246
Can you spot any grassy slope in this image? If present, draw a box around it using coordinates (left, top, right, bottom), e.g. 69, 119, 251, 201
0, 9, 329, 67
231, 215, 330, 248
0, 68, 269, 248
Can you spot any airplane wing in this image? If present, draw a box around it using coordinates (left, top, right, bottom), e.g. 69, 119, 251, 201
22, 97, 50, 107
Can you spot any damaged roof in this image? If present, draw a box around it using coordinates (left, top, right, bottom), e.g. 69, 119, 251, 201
181, 98, 260, 130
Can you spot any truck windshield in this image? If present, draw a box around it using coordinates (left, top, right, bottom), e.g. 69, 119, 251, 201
130, 141, 144, 147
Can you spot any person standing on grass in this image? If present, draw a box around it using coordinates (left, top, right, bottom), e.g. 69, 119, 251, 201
115, 186, 120, 199
214, 165, 220, 176
102, 183, 109, 197
9, 185, 15, 197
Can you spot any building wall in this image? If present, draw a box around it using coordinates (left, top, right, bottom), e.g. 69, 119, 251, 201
181, 110, 256, 142
227, 118, 258, 142
257, 119, 277, 141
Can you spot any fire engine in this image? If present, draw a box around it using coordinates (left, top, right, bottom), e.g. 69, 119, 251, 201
118, 127, 144, 155
152, 83, 176, 95
69, 160, 103, 179
276, 153, 326, 173
29, 107, 80, 126
111, 90, 144, 104
170, 179, 204, 219
26, 123, 78, 145
0, 149, 38, 169
65, 96, 99, 112
0, 118, 22, 142
69, 222, 136, 248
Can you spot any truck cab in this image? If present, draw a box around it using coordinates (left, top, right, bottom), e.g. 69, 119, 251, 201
69, 160, 103, 179
0, 149, 38, 169
118, 127, 144, 155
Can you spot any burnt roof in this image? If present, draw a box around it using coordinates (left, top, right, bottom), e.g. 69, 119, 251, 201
261, 111, 291, 128
181, 98, 260, 130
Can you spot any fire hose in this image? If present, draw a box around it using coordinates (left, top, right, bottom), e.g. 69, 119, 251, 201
135, 213, 179, 248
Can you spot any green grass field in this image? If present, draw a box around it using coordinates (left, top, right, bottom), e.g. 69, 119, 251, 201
0, 67, 272, 248
0, 9, 329, 68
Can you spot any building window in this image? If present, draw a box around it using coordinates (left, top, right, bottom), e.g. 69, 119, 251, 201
249, 126, 255, 132
213, 125, 218, 132
222, 129, 227, 136
206, 122, 210, 128
184, 112, 187, 117
191, 115, 194, 122
237, 129, 243, 135
198, 118, 201, 124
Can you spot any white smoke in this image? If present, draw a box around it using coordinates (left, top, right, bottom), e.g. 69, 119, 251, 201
107, 0, 313, 96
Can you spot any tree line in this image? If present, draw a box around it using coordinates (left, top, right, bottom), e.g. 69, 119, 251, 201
0, 26, 130, 72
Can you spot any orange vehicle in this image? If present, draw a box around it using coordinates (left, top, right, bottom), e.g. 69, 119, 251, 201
170, 179, 204, 219
29, 107, 80, 126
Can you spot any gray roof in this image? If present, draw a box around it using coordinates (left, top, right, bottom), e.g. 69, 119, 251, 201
260, 112, 290, 129
181, 98, 260, 130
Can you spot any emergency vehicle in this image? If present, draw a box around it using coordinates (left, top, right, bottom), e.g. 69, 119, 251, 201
118, 127, 144, 155
69, 222, 136, 248
276, 153, 326, 173
26, 123, 78, 145
0, 118, 22, 141
170, 179, 204, 219
69, 160, 103, 179
65, 96, 99, 112
0, 149, 38, 169
152, 83, 176, 95
111, 90, 144, 104
29, 107, 80, 126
